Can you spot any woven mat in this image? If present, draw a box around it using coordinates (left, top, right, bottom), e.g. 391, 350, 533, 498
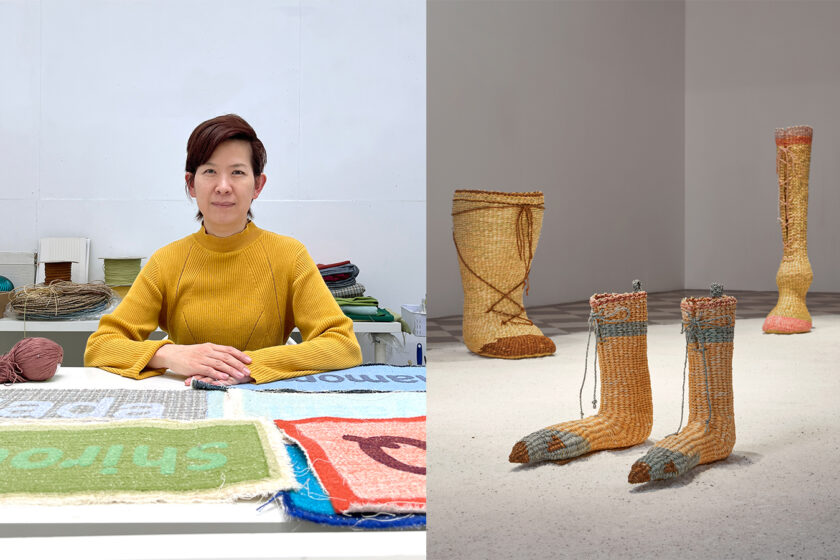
0, 419, 295, 504
209, 390, 425, 421
273, 443, 425, 528
233, 365, 426, 393
274, 416, 426, 514
0, 388, 209, 421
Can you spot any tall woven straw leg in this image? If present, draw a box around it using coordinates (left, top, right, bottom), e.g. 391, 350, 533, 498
451, 189, 555, 359
763, 125, 813, 334
628, 284, 736, 483
509, 282, 652, 464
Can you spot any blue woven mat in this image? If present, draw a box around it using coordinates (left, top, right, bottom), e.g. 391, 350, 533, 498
206, 391, 425, 421
234, 365, 425, 393
266, 444, 425, 529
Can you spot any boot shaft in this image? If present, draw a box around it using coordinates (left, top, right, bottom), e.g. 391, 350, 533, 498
589, 290, 648, 344
775, 125, 811, 256
681, 294, 736, 429
452, 189, 545, 321
588, 289, 651, 419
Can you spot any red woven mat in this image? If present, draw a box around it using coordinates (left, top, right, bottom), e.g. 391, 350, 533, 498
274, 416, 426, 514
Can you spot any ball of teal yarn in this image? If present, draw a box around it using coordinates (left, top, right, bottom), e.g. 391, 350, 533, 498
0, 276, 13, 292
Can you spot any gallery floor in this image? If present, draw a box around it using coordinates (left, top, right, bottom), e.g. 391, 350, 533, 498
427, 291, 840, 559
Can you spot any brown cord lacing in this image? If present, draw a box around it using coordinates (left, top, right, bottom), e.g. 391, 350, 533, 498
452, 200, 544, 326
776, 145, 798, 253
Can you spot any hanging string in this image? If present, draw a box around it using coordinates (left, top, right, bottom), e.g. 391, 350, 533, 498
44, 262, 72, 285
578, 305, 630, 418
104, 258, 142, 286
776, 144, 799, 251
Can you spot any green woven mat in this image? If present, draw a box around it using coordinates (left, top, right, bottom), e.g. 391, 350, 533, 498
0, 419, 295, 504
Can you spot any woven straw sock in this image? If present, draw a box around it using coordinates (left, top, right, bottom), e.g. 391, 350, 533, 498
764, 126, 813, 334
452, 190, 555, 359
629, 285, 736, 483
509, 284, 652, 463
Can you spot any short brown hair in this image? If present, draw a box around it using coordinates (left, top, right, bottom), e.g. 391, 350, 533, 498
185, 114, 267, 221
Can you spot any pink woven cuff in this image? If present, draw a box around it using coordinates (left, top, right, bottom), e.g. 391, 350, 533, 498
762, 315, 811, 334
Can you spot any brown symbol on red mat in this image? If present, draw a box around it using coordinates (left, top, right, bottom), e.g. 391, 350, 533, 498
342, 435, 426, 475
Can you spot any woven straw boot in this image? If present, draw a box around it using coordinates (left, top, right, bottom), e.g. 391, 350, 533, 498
629, 284, 736, 483
763, 125, 813, 334
452, 189, 555, 359
509, 281, 652, 463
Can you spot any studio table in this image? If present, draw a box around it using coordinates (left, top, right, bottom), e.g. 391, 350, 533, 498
0, 367, 425, 560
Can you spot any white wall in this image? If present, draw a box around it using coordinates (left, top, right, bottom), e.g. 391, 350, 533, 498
0, 0, 426, 312
685, 0, 840, 291
428, 0, 686, 317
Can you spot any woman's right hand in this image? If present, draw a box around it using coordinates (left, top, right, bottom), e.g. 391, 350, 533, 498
149, 343, 252, 382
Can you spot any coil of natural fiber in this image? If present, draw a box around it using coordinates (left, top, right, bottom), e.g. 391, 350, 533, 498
0, 337, 63, 383
8, 281, 117, 320
0, 275, 13, 292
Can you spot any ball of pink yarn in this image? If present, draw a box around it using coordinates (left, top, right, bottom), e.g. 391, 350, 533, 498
0, 337, 64, 383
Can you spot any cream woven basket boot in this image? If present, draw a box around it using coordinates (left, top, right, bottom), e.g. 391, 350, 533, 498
451, 189, 555, 359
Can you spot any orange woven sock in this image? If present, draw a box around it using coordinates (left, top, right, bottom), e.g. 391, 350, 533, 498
629, 284, 736, 483
452, 190, 555, 359
764, 126, 813, 334
509, 282, 652, 463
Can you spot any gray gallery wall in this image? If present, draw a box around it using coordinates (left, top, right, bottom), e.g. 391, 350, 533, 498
428, 0, 686, 317
684, 0, 840, 291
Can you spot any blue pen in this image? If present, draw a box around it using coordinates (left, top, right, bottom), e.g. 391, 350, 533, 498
416, 343, 423, 366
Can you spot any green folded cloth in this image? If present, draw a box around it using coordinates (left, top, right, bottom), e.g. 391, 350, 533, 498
340, 305, 379, 315
334, 296, 379, 307
345, 308, 395, 322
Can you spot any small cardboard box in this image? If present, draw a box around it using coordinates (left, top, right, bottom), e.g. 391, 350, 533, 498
0, 291, 12, 316
400, 304, 426, 337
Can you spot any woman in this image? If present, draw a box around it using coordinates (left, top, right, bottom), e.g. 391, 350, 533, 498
85, 115, 362, 385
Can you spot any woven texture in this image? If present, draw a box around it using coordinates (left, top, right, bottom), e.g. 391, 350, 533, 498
8, 281, 116, 320
451, 189, 555, 359
275, 416, 425, 514
44, 262, 72, 284
764, 125, 813, 334
274, 443, 426, 529
510, 290, 652, 464
0, 388, 209, 421
629, 294, 736, 483
0, 418, 295, 504
207, 389, 425, 421
230, 364, 426, 393
329, 283, 366, 298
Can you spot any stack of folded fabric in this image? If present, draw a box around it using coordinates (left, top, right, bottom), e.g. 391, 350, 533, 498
335, 296, 395, 322
318, 260, 365, 298
319, 260, 395, 322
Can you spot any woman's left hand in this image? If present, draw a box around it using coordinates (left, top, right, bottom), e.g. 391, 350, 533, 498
185, 374, 255, 387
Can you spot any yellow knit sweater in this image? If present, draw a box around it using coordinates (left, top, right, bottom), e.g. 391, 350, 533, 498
84, 222, 362, 383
